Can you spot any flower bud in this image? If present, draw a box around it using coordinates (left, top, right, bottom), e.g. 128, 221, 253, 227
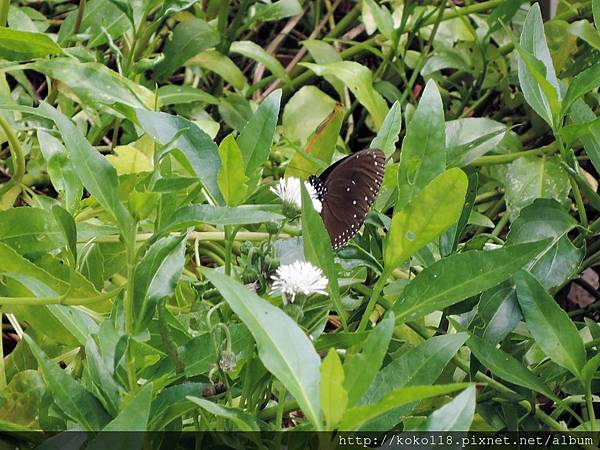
219, 351, 236, 372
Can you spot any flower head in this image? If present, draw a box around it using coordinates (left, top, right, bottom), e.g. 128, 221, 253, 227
270, 261, 328, 304
270, 177, 322, 214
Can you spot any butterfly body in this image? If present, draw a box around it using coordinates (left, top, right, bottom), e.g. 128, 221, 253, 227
308, 149, 385, 249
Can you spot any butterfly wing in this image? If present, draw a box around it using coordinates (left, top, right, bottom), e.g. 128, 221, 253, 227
318, 149, 385, 249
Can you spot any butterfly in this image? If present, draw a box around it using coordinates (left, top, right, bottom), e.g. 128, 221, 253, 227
308, 148, 385, 249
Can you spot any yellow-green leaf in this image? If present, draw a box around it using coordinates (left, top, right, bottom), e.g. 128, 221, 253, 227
320, 349, 348, 429
217, 134, 248, 206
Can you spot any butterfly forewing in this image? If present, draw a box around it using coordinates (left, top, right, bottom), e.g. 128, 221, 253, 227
312, 149, 385, 249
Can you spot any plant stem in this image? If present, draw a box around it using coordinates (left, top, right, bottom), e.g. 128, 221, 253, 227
224, 226, 234, 275
586, 385, 597, 432
357, 272, 388, 332
275, 384, 287, 429
124, 236, 138, 392
86, 231, 286, 244
0, 287, 122, 306
0, 313, 6, 390
0, 0, 8, 27
73, 0, 86, 35
470, 142, 558, 167
0, 114, 25, 196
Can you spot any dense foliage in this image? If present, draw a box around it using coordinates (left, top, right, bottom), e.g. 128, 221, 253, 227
0, 0, 599, 444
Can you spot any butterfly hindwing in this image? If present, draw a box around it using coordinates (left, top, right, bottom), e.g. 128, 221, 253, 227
311, 149, 385, 249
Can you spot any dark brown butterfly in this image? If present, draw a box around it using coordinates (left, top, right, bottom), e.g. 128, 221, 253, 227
308, 148, 385, 249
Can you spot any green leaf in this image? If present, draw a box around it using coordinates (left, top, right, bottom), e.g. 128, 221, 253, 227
148, 383, 209, 430
568, 20, 600, 50
363, 0, 394, 39
187, 396, 260, 431
201, 268, 322, 428
52, 205, 77, 265
39, 102, 134, 244
0, 27, 63, 60
506, 199, 584, 289
159, 205, 283, 234
24, 335, 110, 431
504, 156, 570, 221
250, 0, 303, 23
393, 241, 548, 324
230, 41, 289, 82
217, 134, 248, 206
343, 313, 394, 407
594, 0, 600, 31
370, 101, 402, 158
301, 61, 389, 129
384, 168, 468, 273
37, 130, 83, 214
320, 349, 348, 429
516, 4, 561, 128
154, 18, 220, 80
467, 334, 554, 397
562, 63, 600, 117
582, 352, 600, 392
286, 103, 344, 179
0, 370, 45, 429
101, 383, 152, 431
136, 109, 223, 204
397, 80, 445, 207
86, 384, 153, 449
33, 58, 154, 120
445, 118, 507, 167
568, 100, 600, 176
187, 50, 247, 91
301, 185, 345, 327
157, 85, 219, 106
360, 333, 468, 430
419, 386, 476, 431
0, 207, 66, 255
238, 90, 281, 189
58, 0, 130, 48
514, 270, 586, 378
469, 282, 521, 344
487, 0, 527, 34
338, 384, 471, 431
282, 86, 337, 145
133, 234, 187, 334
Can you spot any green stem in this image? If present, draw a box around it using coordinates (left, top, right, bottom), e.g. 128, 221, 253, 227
124, 236, 138, 392
470, 142, 558, 167
0, 114, 25, 196
224, 226, 234, 275
0, 0, 8, 27
73, 0, 86, 35
491, 212, 509, 238
258, 399, 298, 420
586, 385, 597, 432
86, 231, 286, 244
0, 313, 6, 390
275, 384, 287, 429
357, 272, 389, 332
0, 287, 122, 306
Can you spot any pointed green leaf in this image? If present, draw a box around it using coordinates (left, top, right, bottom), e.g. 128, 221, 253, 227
514, 270, 586, 378
320, 349, 348, 429
384, 168, 467, 273
24, 335, 110, 431
397, 80, 445, 207
39, 102, 134, 243
201, 268, 322, 428
217, 134, 248, 206
393, 241, 549, 324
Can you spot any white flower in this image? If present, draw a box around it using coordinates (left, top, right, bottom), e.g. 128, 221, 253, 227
270, 261, 329, 303
270, 177, 322, 213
